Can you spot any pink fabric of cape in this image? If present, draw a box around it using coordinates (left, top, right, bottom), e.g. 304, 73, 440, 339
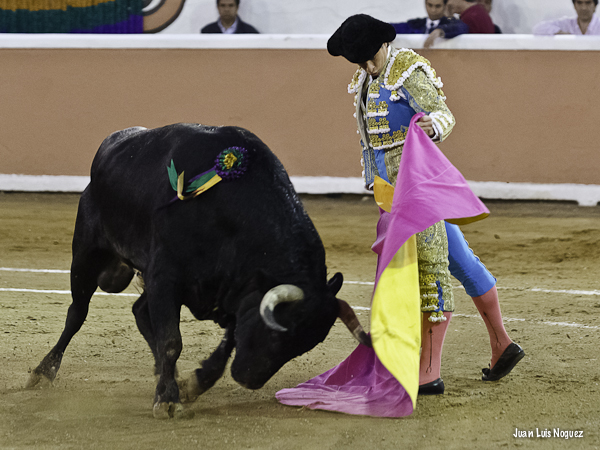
276, 113, 490, 417
374, 113, 489, 281
276, 342, 413, 417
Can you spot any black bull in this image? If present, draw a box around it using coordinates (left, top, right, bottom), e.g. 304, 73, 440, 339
26, 124, 370, 418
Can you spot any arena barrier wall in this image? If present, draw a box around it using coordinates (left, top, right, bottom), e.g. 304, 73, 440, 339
0, 34, 599, 205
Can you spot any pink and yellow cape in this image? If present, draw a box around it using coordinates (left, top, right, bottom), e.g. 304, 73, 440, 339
276, 113, 489, 417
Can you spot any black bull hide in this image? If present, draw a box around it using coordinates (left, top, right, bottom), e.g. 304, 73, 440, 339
26, 124, 369, 418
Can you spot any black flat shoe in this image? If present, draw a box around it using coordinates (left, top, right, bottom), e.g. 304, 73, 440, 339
482, 342, 525, 381
418, 378, 445, 395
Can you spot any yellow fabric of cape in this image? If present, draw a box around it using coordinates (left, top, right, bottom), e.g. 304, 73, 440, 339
370, 233, 421, 407
371, 172, 489, 409
276, 113, 490, 417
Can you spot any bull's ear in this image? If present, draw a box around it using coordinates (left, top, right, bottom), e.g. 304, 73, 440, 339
327, 272, 344, 295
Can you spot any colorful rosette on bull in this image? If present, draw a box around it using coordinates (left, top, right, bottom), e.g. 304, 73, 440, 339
214, 147, 248, 180
166, 147, 249, 204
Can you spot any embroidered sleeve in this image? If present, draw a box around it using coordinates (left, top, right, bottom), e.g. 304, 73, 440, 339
402, 69, 455, 142
348, 69, 367, 94
361, 144, 378, 187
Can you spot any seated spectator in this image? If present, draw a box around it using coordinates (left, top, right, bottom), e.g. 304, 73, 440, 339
533, 0, 600, 35
392, 0, 459, 34
476, 0, 502, 33
201, 0, 259, 34
425, 0, 495, 47
446, 0, 496, 33
391, 0, 469, 49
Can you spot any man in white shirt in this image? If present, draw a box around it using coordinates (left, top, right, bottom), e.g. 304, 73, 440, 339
533, 0, 600, 35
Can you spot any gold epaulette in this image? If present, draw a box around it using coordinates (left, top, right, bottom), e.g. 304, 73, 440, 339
383, 48, 445, 100
348, 68, 367, 94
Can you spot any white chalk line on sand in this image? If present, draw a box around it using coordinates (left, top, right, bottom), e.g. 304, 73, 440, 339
0, 288, 137, 297
1, 287, 598, 332
2, 268, 599, 330
1, 287, 596, 331
3, 268, 600, 297
345, 280, 600, 297
452, 313, 598, 329
344, 310, 598, 330
0, 267, 70, 274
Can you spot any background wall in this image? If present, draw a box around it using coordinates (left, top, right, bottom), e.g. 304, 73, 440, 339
1, 35, 599, 194
161, 0, 580, 35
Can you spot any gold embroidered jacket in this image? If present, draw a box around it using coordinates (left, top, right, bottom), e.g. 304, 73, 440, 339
349, 46, 456, 317
349, 46, 455, 187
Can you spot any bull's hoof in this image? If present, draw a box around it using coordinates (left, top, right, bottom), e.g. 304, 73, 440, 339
25, 371, 53, 390
25, 353, 62, 389
152, 401, 194, 420
178, 372, 202, 404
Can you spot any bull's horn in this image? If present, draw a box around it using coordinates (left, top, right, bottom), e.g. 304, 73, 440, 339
337, 299, 372, 348
259, 285, 304, 332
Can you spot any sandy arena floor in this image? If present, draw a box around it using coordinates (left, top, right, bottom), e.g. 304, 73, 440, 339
0, 192, 599, 449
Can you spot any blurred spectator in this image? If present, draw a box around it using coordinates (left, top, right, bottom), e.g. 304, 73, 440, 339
445, 0, 495, 33
391, 0, 469, 49
201, 0, 259, 34
533, 0, 600, 35
392, 0, 456, 34
425, 0, 494, 47
476, 0, 502, 33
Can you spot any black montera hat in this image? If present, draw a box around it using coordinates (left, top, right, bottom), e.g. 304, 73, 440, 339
327, 14, 396, 64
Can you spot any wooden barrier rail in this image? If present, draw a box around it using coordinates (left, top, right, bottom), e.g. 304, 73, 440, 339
0, 34, 598, 204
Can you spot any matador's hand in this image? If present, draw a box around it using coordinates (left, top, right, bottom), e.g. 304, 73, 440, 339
416, 115, 435, 137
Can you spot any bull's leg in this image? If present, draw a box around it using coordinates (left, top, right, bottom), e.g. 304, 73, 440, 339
26, 251, 102, 388
179, 324, 236, 403
132, 293, 160, 373
145, 279, 191, 419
